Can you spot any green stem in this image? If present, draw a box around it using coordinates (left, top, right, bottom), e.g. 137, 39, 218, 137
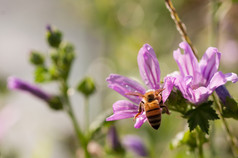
196, 128, 204, 158
209, 1, 238, 157
164, 0, 198, 58
212, 94, 238, 157
209, 122, 217, 157
84, 96, 89, 133
83, 96, 90, 158
209, 0, 219, 46
61, 81, 90, 158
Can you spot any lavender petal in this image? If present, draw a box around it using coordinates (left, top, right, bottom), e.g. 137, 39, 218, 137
106, 74, 146, 104
106, 100, 138, 121
192, 87, 210, 104
208, 71, 238, 91
173, 42, 200, 85
137, 44, 161, 90
162, 76, 176, 103
199, 47, 221, 83
134, 113, 147, 128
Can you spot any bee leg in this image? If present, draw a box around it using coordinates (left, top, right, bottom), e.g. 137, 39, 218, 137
161, 105, 170, 115
133, 101, 143, 121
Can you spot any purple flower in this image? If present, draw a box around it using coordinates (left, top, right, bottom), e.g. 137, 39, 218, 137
106, 44, 174, 128
170, 42, 238, 104
8, 77, 51, 102
122, 135, 148, 157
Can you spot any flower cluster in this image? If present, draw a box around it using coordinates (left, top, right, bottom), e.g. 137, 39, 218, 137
106, 42, 238, 129
170, 42, 238, 104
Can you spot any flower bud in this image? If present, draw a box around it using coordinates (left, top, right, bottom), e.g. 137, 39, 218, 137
8, 77, 51, 101
47, 96, 63, 110
7, 77, 63, 110
122, 135, 148, 157
46, 25, 62, 48
29, 51, 45, 66
215, 85, 231, 107
77, 77, 96, 97
107, 126, 123, 152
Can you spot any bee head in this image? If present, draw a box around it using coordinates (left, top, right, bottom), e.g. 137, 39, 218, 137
144, 91, 156, 102
147, 94, 155, 102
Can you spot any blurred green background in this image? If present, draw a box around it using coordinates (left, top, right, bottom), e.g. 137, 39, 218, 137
0, 0, 238, 157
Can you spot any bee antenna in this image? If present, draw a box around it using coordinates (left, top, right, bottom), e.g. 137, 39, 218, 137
156, 88, 165, 94
125, 92, 144, 97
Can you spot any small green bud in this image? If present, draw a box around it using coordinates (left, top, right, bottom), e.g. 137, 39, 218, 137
46, 25, 62, 48
77, 77, 96, 97
60, 43, 75, 65
48, 96, 63, 110
30, 51, 44, 66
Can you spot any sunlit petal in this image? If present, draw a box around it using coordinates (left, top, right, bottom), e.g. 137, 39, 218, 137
199, 47, 221, 83
106, 100, 138, 121
138, 44, 161, 90
107, 74, 146, 104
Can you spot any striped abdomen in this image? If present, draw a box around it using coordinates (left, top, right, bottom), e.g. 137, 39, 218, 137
145, 102, 161, 130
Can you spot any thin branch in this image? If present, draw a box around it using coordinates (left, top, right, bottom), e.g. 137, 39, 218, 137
165, 0, 198, 59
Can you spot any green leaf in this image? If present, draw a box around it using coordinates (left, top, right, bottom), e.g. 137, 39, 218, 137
232, 0, 238, 3
166, 90, 189, 115
184, 101, 219, 134
224, 97, 238, 111
221, 98, 238, 120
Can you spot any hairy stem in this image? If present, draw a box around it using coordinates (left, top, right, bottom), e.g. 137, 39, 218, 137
61, 81, 90, 158
212, 94, 238, 157
164, 0, 198, 58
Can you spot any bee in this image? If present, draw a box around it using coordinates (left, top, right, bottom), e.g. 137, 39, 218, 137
126, 88, 170, 130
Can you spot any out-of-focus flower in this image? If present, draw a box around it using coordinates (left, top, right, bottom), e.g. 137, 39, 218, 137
7, 77, 63, 110
87, 141, 104, 158
122, 135, 148, 157
106, 44, 174, 128
107, 126, 123, 152
8, 77, 51, 101
169, 42, 238, 104
0, 106, 20, 141
107, 126, 148, 157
